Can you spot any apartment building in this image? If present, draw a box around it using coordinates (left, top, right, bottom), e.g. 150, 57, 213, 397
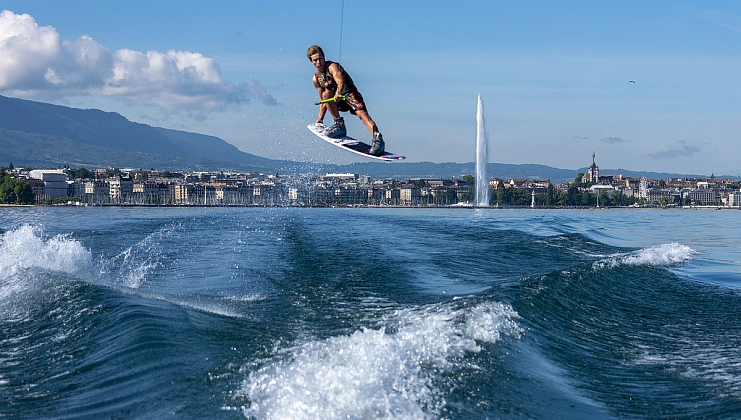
28, 170, 68, 199
400, 187, 421, 205
108, 176, 133, 200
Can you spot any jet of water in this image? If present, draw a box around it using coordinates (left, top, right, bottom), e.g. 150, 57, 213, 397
475, 95, 489, 207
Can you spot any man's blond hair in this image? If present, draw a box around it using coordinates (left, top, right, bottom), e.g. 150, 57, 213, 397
307, 45, 324, 59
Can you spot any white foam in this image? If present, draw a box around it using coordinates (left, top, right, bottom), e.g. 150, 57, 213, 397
225, 294, 264, 303
0, 225, 92, 302
594, 243, 697, 270
239, 301, 523, 419
0, 225, 92, 279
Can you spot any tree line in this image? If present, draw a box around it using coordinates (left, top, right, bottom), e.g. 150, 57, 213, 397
0, 167, 34, 205
488, 173, 637, 207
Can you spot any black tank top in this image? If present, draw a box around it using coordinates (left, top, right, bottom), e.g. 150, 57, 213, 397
314, 61, 357, 95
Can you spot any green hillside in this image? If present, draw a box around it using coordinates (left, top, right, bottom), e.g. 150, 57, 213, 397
0, 95, 279, 172
0, 95, 727, 182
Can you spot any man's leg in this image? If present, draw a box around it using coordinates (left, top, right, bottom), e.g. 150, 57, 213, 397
321, 90, 341, 119
357, 110, 384, 155
355, 110, 378, 135
321, 90, 346, 138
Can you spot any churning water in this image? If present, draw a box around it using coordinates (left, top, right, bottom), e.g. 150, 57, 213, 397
2, 207, 741, 419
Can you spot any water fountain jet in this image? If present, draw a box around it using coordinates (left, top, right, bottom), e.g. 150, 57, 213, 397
475, 95, 489, 207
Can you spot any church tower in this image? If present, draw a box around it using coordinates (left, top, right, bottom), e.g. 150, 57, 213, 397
585, 151, 599, 184
588, 152, 599, 183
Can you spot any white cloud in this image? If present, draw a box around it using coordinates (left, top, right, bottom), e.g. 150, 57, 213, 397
0, 10, 277, 110
62, 35, 113, 87
0, 10, 61, 88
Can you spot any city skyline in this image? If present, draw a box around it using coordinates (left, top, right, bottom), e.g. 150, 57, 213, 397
1, 1, 740, 175
6, 165, 740, 208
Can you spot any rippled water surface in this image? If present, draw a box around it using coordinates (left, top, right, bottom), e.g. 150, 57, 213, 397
1, 207, 740, 419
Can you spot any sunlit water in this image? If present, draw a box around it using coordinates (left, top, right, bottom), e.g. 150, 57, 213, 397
2, 207, 741, 419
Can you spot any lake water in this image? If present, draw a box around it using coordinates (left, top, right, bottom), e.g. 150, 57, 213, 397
2, 207, 740, 419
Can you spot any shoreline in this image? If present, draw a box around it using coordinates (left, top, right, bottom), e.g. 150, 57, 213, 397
2, 203, 738, 210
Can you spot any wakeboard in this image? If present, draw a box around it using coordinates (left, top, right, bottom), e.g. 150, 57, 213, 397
307, 123, 405, 161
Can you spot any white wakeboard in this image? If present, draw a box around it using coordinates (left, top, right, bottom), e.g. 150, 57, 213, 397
307, 123, 405, 161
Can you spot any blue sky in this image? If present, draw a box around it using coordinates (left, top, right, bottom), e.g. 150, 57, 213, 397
1, 1, 740, 176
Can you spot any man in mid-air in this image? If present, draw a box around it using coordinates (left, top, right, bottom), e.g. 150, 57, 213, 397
308, 45, 385, 156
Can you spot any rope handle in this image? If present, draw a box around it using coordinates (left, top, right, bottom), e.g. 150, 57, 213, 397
315, 95, 346, 105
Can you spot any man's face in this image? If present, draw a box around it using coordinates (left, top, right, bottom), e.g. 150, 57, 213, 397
310, 52, 325, 71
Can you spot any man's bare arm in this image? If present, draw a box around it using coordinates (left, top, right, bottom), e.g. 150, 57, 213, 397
313, 77, 327, 123
328, 63, 344, 101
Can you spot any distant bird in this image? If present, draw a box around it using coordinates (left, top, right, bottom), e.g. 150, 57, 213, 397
628, 80, 635, 84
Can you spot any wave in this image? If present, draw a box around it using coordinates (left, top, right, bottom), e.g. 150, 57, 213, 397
0, 223, 255, 319
0, 223, 164, 300
0, 225, 93, 311
0, 225, 92, 282
593, 243, 697, 270
238, 300, 523, 420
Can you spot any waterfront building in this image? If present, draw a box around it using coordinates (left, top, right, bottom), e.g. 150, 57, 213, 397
24, 178, 45, 203
252, 184, 273, 205
728, 191, 741, 207
133, 181, 170, 204
688, 189, 720, 205
173, 184, 193, 203
400, 187, 421, 205
385, 189, 401, 205
28, 170, 68, 199
84, 180, 110, 203
69, 181, 87, 200
368, 188, 386, 204
334, 186, 367, 203
215, 185, 251, 205
108, 176, 133, 201
646, 188, 678, 204
288, 187, 306, 202
190, 184, 218, 205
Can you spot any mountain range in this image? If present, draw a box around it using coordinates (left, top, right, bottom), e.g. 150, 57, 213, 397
0, 95, 726, 183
